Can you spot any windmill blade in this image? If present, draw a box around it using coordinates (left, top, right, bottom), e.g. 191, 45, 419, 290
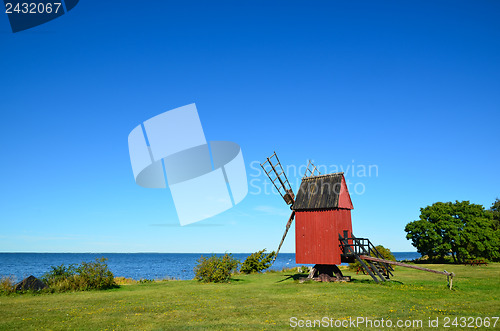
273, 210, 295, 262
303, 160, 321, 178
260, 152, 295, 205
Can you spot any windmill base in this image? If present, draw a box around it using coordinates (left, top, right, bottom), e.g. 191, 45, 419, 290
301, 264, 351, 283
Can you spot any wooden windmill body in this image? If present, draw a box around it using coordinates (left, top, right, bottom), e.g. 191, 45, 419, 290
293, 173, 353, 265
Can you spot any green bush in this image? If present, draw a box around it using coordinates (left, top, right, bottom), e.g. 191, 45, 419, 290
138, 278, 154, 284
42, 257, 115, 291
76, 258, 115, 290
42, 264, 77, 284
194, 253, 239, 283
0, 276, 15, 295
240, 249, 276, 274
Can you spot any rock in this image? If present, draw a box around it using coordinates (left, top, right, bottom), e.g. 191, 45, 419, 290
15, 275, 47, 291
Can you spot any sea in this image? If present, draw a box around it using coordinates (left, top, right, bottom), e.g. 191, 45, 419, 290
0, 252, 420, 282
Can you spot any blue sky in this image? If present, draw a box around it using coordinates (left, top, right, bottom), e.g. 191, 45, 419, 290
1, 1, 499, 253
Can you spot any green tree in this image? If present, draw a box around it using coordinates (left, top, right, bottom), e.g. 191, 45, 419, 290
488, 198, 500, 231
405, 201, 500, 263
240, 249, 276, 274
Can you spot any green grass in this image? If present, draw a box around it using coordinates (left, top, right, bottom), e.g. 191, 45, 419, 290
0, 264, 499, 330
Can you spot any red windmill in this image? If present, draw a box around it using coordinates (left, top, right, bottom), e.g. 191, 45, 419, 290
261, 152, 394, 282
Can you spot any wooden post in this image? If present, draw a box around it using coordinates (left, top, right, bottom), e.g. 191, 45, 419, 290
445, 271, 454, 290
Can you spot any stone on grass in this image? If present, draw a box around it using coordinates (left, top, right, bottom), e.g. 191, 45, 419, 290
15, 275, 47, 291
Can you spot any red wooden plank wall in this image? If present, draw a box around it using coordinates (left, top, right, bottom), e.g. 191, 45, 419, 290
338, 176, 354, 209
295, 209, 353, 265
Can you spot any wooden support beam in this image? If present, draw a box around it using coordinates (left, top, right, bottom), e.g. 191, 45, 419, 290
360, 255, 455, 290
272, 211, 295, 263
359, 255, 454, 277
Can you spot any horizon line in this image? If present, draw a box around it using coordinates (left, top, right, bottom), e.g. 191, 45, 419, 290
0, 251, 419, 254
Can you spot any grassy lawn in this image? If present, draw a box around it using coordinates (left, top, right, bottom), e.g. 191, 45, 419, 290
0, 263, 499, 330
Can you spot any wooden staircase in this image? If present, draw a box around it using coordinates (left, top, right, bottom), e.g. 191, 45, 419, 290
339, 233, 394, 283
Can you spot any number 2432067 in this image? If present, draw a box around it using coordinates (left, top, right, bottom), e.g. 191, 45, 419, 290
5, 2, 62, 14
443, 316, 498, 328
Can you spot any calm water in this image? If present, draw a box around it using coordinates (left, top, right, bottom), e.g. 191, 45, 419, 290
0, 252, 420, 281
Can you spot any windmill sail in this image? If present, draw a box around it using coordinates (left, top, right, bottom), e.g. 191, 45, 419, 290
260, 152, 297, 263
260, 152, 295, 205
303, 160, 321, 178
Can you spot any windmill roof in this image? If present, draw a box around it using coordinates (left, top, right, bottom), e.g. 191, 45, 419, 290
292, 172, 353, 211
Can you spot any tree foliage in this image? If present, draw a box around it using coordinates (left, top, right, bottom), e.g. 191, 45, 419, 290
194, 253, 239, 283
405, 201, 500, 263
240, 249, 276, 274
488, 198, 500, 231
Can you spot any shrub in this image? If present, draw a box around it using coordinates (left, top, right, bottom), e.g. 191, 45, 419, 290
42, 257, 115, 291
194, 253, 239, 283
0, 276, 15, 295
138, 278, 154, 284
240, 249, 276, 274
42, 264, 77, 285
76, 258, 115, 290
